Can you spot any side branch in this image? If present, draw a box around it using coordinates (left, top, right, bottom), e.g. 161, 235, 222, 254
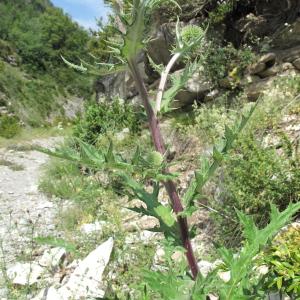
155, 52, 181, 114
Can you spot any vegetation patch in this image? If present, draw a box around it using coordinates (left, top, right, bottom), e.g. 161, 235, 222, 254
0, 115, 21, 139
73, 100, 142, 145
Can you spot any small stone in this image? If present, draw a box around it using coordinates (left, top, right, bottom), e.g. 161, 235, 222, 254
240, 74, 260, 86
198, 260, 214, 277
7, 262, 45, 285
38, 247, 67, 269
268, 292, 283, 300
80, 221, 106, 235
256, 265, 269, 275
281, 62, 294, 71
258, 53, 276, 66
153, 246, 165, 264
218, 270, 231, 282
292, 58, 300, 70
204, 89, 219, 102
258, 66, 279, 78
286, 124, 300, 131
125, 230, 159, 245
171, 250, 185, 263
124, 215, 159, 232
249, 62, 266, 75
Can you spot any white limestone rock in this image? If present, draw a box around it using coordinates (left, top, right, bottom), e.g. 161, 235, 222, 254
80, 221, 106, 235
218, 271, 231, 283
57, 237, 114, 299
7, 262, 45, 285
197, 260, 214, 277
31, 287, 63, 300
38, 247, 67, 269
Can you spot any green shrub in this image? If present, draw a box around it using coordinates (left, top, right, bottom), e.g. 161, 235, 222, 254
0, 115, 21, 138
261, 225, 300, 296
73, 100, 141, 145
208, 0, 236, 24
212, 135, 300, 248
202, 43, 255, 84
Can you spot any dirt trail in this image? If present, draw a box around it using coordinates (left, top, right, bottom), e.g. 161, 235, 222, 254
0, 137, 62, 267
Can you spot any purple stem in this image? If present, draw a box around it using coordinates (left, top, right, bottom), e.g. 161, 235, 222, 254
128, 59, 199, 279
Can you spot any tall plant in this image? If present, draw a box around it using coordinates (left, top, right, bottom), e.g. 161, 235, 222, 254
56, 0, 257, 279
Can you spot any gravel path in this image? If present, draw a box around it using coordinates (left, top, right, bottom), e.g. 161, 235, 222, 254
0, 137, 62, 267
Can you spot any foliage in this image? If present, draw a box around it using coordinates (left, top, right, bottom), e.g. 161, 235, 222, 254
39, 155, 111, 218
261, 225, 300, 296
141, 203, 300, 299
212, 135, 300, 248
207, 0, 237, 24
0, 62, 64, 126
34, 236, 77, 254
0, 115, 21, 138
201, 42, 255, 85
183, 101, 237, 143
0, 1, 92, 94
0, 0, 95, 125
73, 100, 141, 145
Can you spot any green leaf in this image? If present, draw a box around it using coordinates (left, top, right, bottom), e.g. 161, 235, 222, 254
236, 209, 258, 243
276, 276, 283, 290
178, 206, 197, 218
61, 56, 87, 72
105, 140, 116, 163
154, 205, 176, 227
212, 146, 223, 163
34, 236, 77, 253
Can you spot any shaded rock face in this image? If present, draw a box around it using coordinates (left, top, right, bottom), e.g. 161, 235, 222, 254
153, 0, 300, 47
147, 23, 174, 66
93, 1, 300, 107
221, 0, 300, 46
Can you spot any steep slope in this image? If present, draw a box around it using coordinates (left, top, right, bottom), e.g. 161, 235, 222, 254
0, 0, 93, 130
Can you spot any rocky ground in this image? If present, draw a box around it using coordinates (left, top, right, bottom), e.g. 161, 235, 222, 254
0, 137, 64, 297
0, 133, 214, 299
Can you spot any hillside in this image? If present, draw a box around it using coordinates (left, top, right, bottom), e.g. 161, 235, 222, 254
0, 0, 93, 132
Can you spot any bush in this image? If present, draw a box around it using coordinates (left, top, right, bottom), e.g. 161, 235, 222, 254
73, 100, 142, 145
212, 135, 300, 248
201, 42, 255, 85
0, 115, 21, 138
261, 224, 300, 296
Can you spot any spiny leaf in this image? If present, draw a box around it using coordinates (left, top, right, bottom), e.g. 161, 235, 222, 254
154, 205, 176, 227
235, 209, 258, 243
61, 56, 87, 72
